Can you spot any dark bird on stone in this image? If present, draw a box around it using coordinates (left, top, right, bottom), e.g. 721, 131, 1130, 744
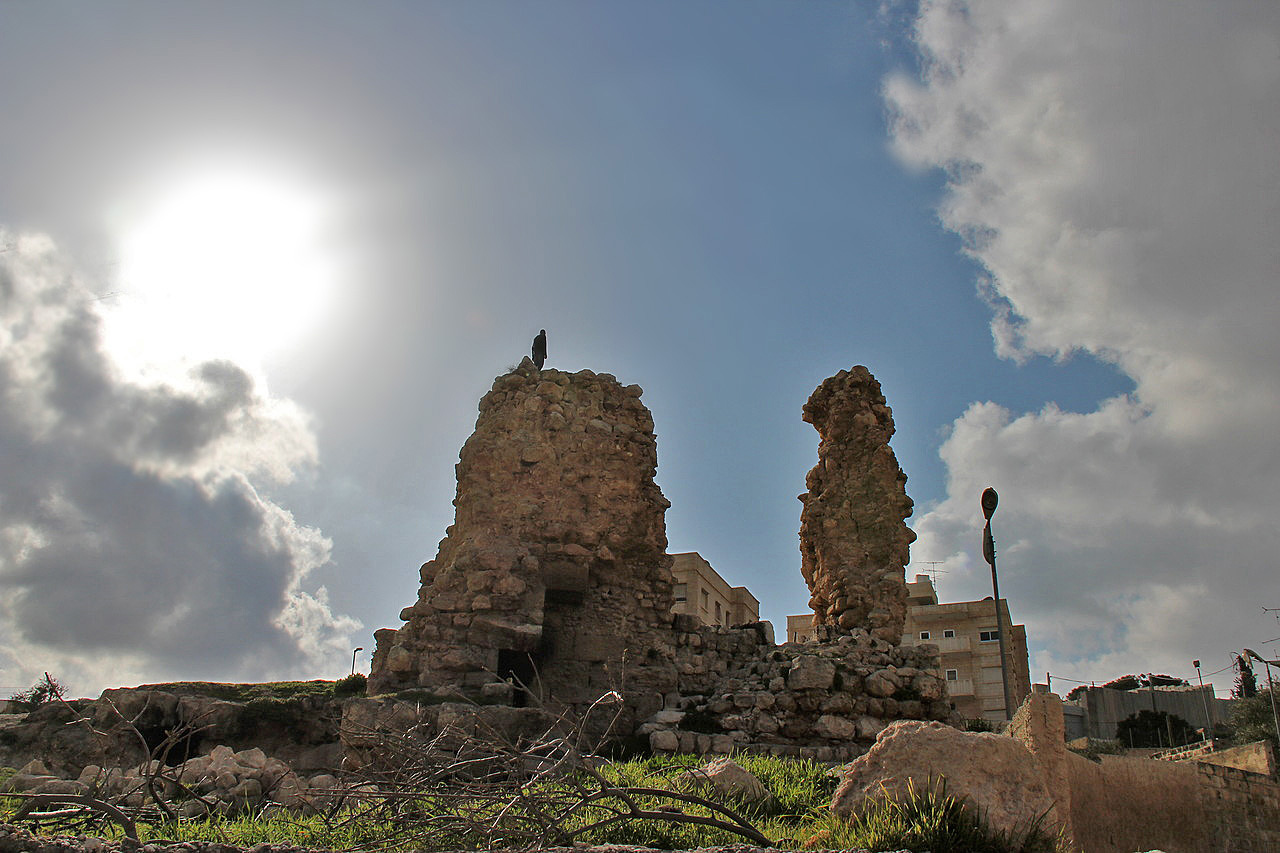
532, 329, 547, 369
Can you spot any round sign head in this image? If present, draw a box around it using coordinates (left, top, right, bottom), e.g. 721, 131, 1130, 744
981, 487, 999, 519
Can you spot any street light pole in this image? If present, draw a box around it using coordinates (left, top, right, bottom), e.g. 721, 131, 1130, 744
982, 487, 1016, 721
1244, 649, 1280, 747
351, 646, 364, 676
1193, 660, 1213, 743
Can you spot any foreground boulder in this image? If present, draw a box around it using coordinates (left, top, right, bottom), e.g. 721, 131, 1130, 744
831, 719, 1061, 840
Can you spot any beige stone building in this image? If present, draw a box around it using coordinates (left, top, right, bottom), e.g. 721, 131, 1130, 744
786, 613, 819, 644
788, 574, 1031, 720
902, 574, 1031, 721
670, 552, 759, 627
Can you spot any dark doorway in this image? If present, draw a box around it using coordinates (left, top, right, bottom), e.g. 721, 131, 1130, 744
497, 649, 538, 708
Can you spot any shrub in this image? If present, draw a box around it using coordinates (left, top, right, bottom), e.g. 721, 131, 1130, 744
1227, 687, 1277, 748
333, 672, 367, 698
9, 675, 65, 710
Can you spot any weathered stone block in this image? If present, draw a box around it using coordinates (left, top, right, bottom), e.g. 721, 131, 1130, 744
787, 656, 836, 690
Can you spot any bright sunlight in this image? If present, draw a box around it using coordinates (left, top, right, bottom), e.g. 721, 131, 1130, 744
109, 168, 338, 377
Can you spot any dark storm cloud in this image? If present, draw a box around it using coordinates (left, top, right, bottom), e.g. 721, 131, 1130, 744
0, 233, 357, 692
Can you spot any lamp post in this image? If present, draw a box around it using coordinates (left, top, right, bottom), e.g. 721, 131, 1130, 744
1193, 660, 1214, 743
351, 647, 364, 676
1243, 648, 1280, 746
981, 487, 1015, 721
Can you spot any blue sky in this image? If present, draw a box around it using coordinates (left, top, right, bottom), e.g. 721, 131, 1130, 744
0, 1, 1274, 699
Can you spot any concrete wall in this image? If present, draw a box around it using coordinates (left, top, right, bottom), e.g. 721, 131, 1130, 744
1068, 684, 1232, 741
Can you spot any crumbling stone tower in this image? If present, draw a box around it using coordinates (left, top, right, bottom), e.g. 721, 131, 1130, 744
798, 366, 915, 642
368, 359, 677, 716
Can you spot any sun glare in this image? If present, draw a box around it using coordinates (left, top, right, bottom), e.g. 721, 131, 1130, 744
109, 169, 338, 378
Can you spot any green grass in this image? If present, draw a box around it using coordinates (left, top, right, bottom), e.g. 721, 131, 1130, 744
0, 754, 1066, 852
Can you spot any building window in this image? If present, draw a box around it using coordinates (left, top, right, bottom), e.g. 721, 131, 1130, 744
943, 629, 956, 639
919, 631, 931, 640
979, 630, 1000, 642
700, 589, 709, 611
715, 601, 722, 623
945, 669, 959, 681
673, 584, 687, 602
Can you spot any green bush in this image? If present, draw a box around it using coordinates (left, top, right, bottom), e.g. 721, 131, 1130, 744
333, 672, 367, 698
9, 675, 65, 710
1228, 687, 1278, 748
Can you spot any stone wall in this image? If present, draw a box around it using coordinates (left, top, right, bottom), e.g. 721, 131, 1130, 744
369, 359, 677, 723
647, 622, 950, 761
1012, 692, 1280, 853
1195, 761, 1280, 853
798, 367, 914, 642
1197, 740, 1277, 777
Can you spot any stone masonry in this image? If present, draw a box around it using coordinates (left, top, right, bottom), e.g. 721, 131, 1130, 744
369, 358, 677, 723
798, 366, 915, 642
369, 361, 948, 755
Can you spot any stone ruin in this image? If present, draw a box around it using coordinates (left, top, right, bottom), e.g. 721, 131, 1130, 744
368, 360, 679, 715
798, 366, 916, 642
368, 358, 952, 760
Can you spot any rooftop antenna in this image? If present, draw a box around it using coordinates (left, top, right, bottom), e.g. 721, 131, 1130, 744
1263, 607, 1280, 643
917, 561, 947, 595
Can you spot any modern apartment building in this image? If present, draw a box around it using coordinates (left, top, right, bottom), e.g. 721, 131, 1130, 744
788, 576, 1031, 719
901, 574, 1032, 721
670, 552, 760, 627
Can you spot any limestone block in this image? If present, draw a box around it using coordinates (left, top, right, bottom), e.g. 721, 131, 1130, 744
234, 747, 268, 769
682, 757, 778, 809
208, 744, 236, 766
178, 800, 208, 819
832, 720, 1059, 840
230, 777, 263, 803
787, 656, 836, 690
17, 759, 49, 776
864, 669, 899, 698
816, 714, 858, 740
913, 671, 944, 701
649, 730, 679, 752
856, 715, 888, 741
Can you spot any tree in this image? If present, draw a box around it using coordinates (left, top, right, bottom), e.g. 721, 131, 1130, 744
9, 673, 66, 710
1115, 710, 1198, 749
1103, 674, 1141, 691
1227, 687, 1277, 748
1102, 673, 1188, 691
1233, 654, 1258, 698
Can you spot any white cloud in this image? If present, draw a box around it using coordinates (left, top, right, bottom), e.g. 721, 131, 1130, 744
892, 1, 1280, 688
0, 232, 358, 697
